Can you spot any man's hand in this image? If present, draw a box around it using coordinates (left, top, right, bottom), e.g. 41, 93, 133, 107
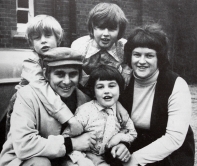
67, 117, 83, 137
111, 143, 130, 163
71, 133, 96, 151
77, 157, 95, 166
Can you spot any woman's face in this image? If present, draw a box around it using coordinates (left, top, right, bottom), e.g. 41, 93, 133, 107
131, 47, 158, 79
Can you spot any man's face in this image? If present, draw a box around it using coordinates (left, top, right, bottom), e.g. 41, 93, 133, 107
47, 66, 80, 98
32, 31, 58, 55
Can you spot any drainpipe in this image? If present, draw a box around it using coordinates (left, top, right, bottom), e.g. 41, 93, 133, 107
69, 0, 77, 46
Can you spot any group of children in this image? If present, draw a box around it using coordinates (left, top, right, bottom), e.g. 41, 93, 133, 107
4, 2, 137, 166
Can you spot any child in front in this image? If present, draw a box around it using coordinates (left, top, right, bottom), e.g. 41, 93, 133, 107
63, 65, 137, 166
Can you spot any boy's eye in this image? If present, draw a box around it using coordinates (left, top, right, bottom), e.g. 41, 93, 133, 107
45, 33, 52, 37
95, 23, 117, 31
32, 35, 40, 40
107, 25, 118, 31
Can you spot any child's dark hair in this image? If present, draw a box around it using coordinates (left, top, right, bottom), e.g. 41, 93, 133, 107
124, 23, 170, 69
87, 2, 128, 40
87, 65, 125, 97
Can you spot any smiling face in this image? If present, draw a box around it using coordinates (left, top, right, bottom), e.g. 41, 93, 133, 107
46, 66, 80, 98
93, 25, 119, 49
94, 79, 120, 108
32, 31, 58, 55
131, 47, 158, 79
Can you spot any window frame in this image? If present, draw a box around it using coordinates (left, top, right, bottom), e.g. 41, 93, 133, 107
16, 0, 34, 36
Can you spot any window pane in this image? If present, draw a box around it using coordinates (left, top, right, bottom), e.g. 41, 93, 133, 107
17, 11, 28, 23
18, 0, 28, 8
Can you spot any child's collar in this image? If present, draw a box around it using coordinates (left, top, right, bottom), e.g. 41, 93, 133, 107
85, 39, 117, 60
94, 100, 116, 113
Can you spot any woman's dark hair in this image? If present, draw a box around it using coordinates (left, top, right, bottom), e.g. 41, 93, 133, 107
124, 23, 170, 69
87, 65, 125, 97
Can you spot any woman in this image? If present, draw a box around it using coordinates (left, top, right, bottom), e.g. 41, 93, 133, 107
120, 24, 195, 166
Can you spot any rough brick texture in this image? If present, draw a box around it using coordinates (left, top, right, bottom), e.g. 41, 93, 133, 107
0, 0, 70, 48
0, 0, 172, 48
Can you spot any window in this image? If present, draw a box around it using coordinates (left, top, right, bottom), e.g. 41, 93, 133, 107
16, 0, 34, 35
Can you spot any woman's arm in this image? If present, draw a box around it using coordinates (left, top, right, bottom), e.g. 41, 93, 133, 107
130, 77, 192, 165
107, 117, 137, 148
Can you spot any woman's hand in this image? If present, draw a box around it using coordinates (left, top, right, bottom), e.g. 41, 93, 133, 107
106, 134, 121, 149
122, 154, 139, 166
111, 143, 131, 162
116, 102, 130, 126
71, 133, 96, 151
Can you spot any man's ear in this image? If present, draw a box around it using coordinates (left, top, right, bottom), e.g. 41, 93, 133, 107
43, 67, 49, 81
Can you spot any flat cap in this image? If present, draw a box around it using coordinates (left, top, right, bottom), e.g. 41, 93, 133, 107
43, 47, 83, 67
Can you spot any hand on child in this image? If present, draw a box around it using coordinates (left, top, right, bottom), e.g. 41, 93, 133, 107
71, 133, 96, 152
67, 117, 83, 137
77, 157, 95, 166
111, 143, 131, 163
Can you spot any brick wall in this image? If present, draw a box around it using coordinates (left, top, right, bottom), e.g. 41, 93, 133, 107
74, 0, 174, 40
0, 0, 71, 48
0, 0, 172, 48
0, 0, 17, 48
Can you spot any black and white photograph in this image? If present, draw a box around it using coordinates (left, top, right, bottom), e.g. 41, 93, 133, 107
0, 0, 196, 165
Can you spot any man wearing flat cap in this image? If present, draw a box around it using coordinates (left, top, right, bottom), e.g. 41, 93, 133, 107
0, 48, 96, 166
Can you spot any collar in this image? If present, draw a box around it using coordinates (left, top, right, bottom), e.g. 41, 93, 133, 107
94, 100, 116, 114
86, 39, 118, 60
134, 69, 159, 86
